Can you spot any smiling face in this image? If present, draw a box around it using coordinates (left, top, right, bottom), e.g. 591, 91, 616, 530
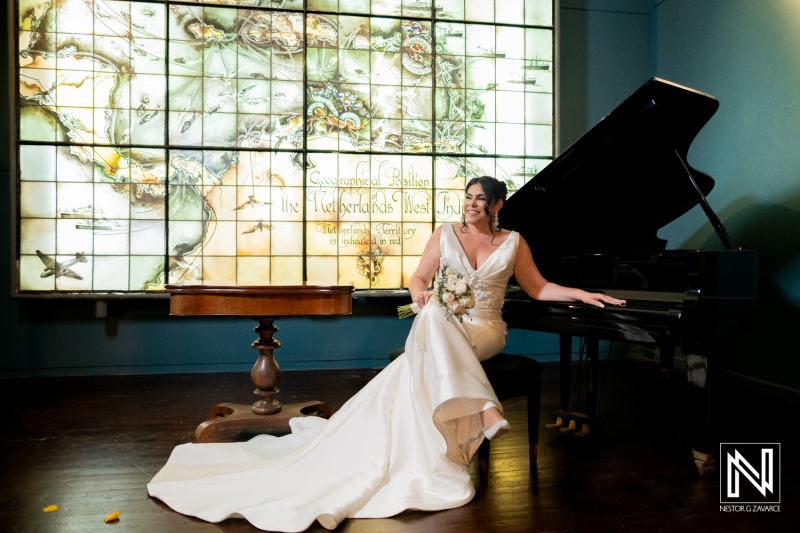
463, 183, 502, 228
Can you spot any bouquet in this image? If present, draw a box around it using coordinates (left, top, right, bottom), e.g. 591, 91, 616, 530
397, 264, 475, 322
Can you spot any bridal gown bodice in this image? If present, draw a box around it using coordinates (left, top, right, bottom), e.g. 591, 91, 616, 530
147, 224, 521, 532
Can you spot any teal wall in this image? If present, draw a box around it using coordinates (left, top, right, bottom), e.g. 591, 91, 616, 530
651, 0, 800, 391
30, 1, 800, 386
559, 0, 651, 148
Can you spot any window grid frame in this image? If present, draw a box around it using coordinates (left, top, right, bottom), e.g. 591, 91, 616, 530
12, 0, 556, 297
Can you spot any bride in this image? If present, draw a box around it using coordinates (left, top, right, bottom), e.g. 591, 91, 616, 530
147, 176, 625, 532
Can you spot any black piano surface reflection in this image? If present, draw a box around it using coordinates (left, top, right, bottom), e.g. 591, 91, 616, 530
500, 78, 757, 476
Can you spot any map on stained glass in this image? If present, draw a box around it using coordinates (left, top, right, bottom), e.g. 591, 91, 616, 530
14, 0, 554, 294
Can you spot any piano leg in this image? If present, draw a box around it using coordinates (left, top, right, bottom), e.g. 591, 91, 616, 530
559, 334, 572, 413
686, 352, 717, 477
546, 335, 573, 430
194, 316, 331, 442
659, 344, 676, 378
549, 334, 603, 436
585, 337, 600, 421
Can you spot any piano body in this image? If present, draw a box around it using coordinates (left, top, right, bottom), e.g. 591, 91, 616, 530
499, 77, 757, 476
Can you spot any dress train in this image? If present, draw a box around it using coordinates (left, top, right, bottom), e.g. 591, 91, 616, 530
147, 225, 520, 531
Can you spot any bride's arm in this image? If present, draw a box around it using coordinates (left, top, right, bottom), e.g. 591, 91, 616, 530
408, 225, 444, 308
513, 235, 625, 308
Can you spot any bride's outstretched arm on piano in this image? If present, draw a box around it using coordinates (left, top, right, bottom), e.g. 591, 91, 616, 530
513, 236, 626, 309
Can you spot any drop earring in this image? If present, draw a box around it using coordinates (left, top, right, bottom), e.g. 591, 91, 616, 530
493, 212, 500, 230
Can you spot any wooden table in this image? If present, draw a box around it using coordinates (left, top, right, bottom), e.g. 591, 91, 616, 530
166, 283, 354, 442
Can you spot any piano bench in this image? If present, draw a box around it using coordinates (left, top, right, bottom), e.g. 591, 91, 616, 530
388, 349, 543, 486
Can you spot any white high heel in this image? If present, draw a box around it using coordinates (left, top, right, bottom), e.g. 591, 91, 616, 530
484, 419, 511, 441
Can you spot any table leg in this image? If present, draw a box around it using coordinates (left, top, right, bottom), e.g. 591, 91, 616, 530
194, 316, 331, 442
250, 316, 282, 415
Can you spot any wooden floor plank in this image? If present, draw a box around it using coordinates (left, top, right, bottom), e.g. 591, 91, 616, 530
1, 360, 797, 532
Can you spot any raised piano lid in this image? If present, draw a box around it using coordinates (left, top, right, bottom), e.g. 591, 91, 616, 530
501, 77, 721, 259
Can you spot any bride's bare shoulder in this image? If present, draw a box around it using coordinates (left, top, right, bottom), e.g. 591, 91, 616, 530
495, 229, 513, 244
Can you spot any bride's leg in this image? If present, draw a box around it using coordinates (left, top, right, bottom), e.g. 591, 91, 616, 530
480, 407, 510, 440
480, 406, 504, 429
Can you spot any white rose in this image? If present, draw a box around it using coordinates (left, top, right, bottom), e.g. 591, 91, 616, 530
455, 281, 467, 294
461, 297, 475, 308
442, 292, 455, 303
445, 278, 457, 291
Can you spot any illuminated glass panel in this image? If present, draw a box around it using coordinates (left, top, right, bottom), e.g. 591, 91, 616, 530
15, 0, 554, 294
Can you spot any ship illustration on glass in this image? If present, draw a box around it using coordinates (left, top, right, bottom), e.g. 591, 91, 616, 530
15, 0, 554, 292
60, 205, 105, 219
476, 46, 506, 58
402, 1, 444, 12
510, 74, 539, 86
74, 218, 124, 232
511, 166, 540, 177
525, 57, 552, 71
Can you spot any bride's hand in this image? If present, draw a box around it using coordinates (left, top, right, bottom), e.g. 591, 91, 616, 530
580, 291, 626, 308
413, 290, 434, 309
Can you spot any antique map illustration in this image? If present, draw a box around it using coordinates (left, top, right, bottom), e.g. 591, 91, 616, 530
16, 0, 553, 292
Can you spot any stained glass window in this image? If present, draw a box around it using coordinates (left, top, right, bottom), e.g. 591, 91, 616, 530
15, 0, 554, 293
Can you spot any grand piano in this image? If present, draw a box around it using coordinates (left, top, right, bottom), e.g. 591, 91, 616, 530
500, 77, 758, 476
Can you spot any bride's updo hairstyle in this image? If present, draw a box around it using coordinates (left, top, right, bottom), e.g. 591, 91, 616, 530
460, 176, 508, 239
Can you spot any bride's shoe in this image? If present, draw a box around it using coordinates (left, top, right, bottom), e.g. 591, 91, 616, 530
484, 419, 511, 441
317, 514, 339, 530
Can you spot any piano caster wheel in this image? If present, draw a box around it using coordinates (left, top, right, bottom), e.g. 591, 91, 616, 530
693, 450, 717, 477
560, 419, 578, 433
546, 416, 564, 429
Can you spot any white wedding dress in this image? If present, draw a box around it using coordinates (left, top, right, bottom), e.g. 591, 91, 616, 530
147, 224, 521, 532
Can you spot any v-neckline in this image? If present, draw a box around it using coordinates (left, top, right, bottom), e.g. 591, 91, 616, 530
448, 224, 513, 272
